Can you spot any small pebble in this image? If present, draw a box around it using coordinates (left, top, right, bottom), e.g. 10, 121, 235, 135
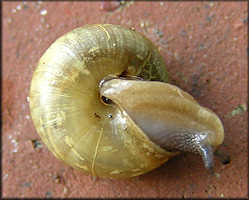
16, 5, 22, 10
3, 174, 8, 179
11, 139, 18, 153
11, 139, 18, 144
140, 21, 150, 28
13, 149, 18, 153
233, 37, 238, 41
63, 186, 68, 195
40, 9, 47, 16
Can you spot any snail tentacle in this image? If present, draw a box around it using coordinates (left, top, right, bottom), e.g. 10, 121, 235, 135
199, 144, 214, 170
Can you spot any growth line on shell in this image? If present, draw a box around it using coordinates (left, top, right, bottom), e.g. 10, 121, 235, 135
98, 25, 110, 40
91, 121, 105, 177
136, 52, 152, 77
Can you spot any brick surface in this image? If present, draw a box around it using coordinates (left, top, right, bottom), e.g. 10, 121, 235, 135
2, 1, 247, 198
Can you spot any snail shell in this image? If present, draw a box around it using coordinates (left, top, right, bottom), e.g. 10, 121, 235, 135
29, 24, 224, 178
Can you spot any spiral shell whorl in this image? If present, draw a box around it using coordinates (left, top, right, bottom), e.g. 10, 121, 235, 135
29, 24, 175, 178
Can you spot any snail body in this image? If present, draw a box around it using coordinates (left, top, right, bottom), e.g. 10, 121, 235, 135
29, 24, 224, 178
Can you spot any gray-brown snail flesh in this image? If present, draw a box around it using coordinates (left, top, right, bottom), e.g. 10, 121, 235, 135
100, 76, 224, 170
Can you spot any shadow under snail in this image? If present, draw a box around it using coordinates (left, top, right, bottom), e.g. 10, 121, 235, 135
29, 24, 225, 178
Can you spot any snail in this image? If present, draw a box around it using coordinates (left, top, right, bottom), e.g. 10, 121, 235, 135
29, 24, 224, 178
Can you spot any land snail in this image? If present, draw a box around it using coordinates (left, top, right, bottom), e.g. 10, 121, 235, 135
29, 24, 226, 179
